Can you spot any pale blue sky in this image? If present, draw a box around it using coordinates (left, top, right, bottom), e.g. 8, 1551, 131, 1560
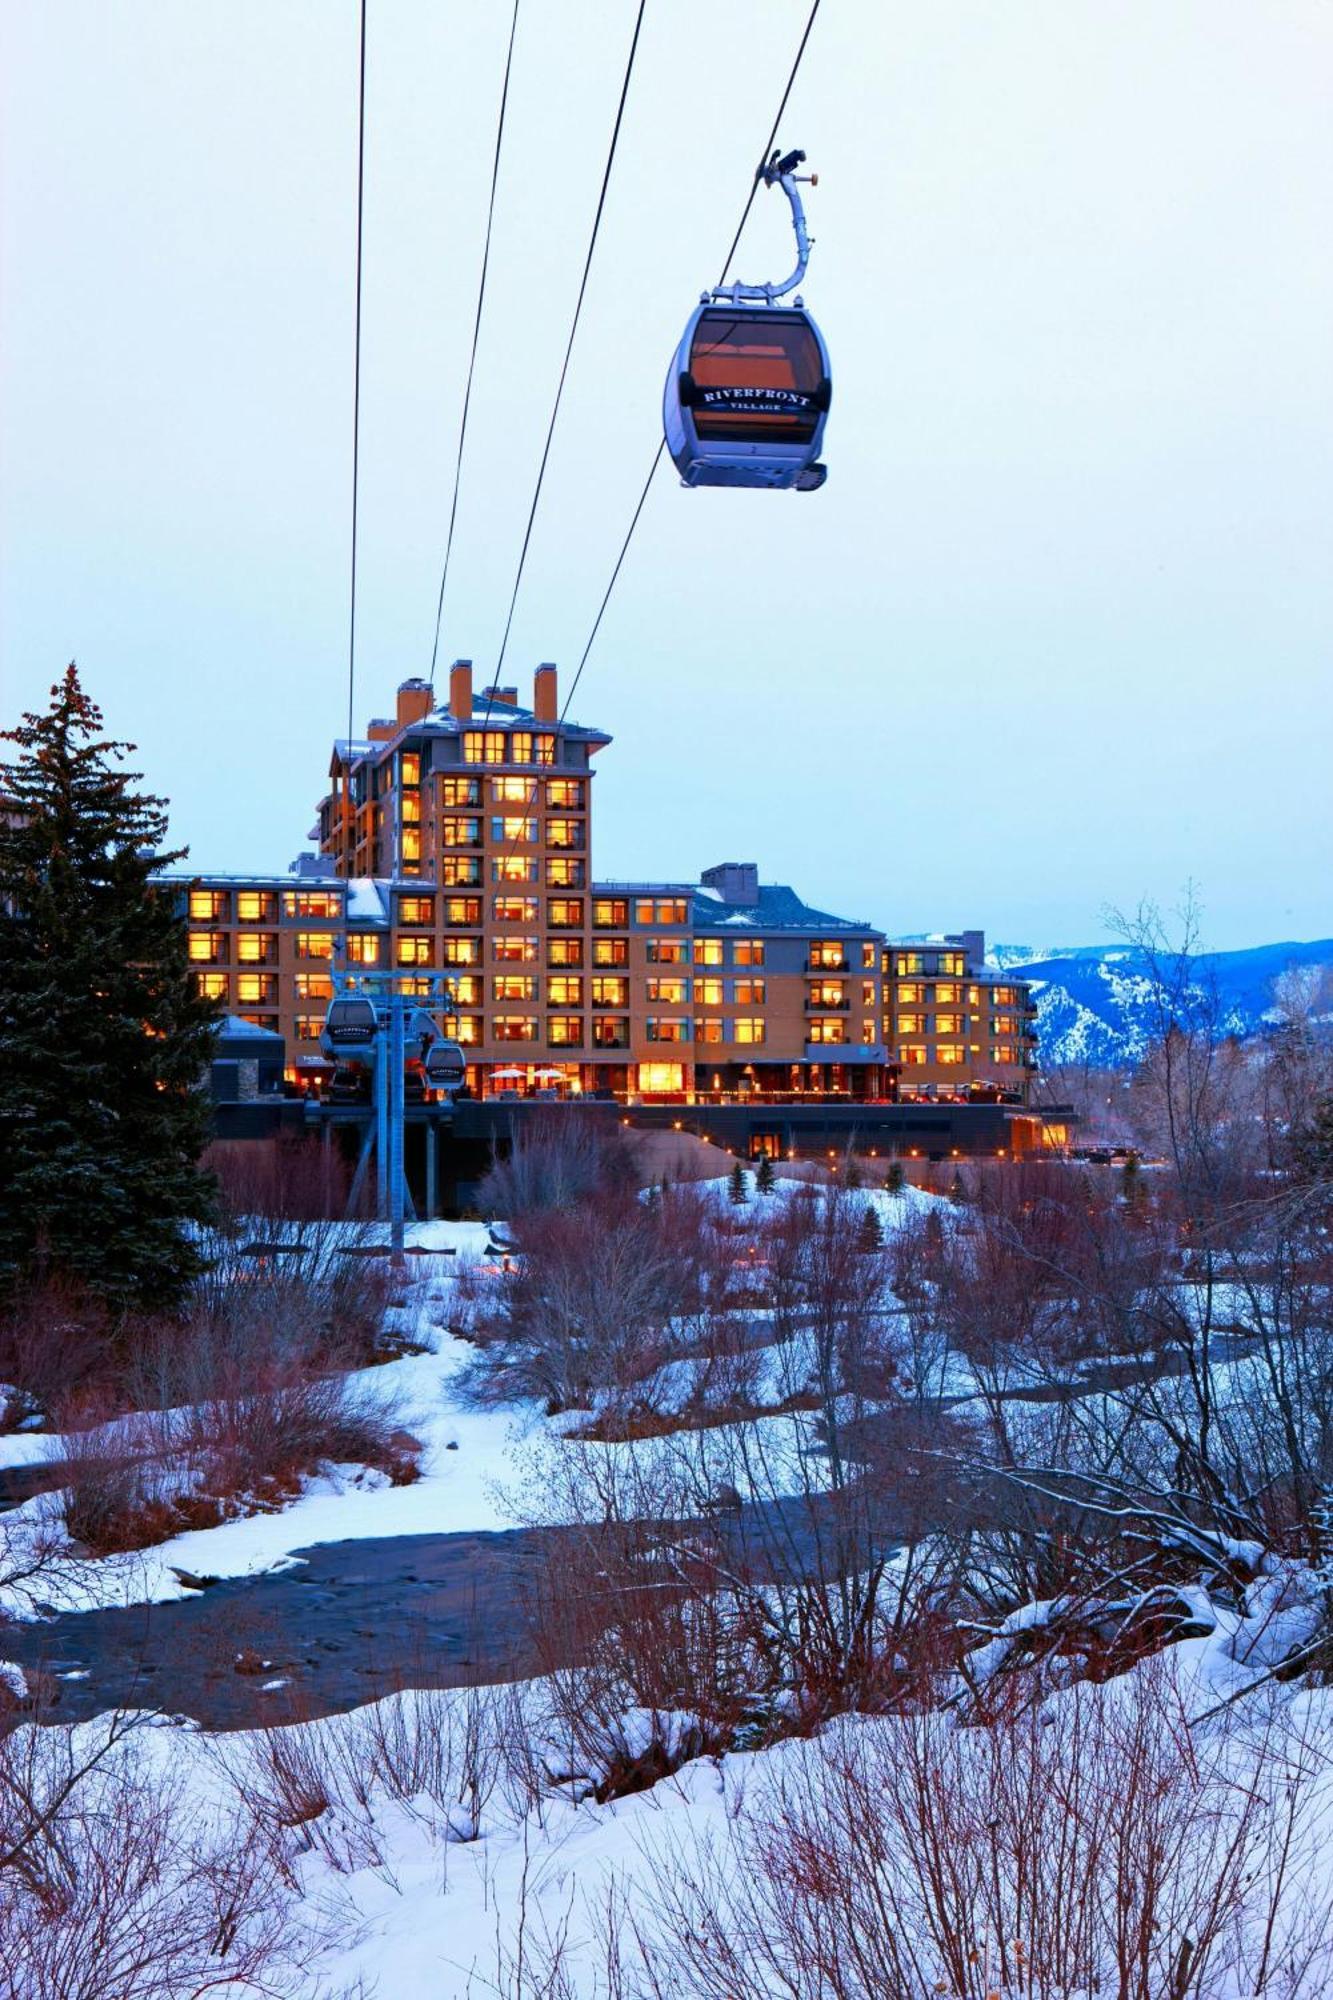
3, 1, 1330, 949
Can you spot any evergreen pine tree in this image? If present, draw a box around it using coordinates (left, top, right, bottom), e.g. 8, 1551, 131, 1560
0, 666, 219, 1310
844, 1153, 864, 1190
728, 1160, 749, 1205
884, 1159, 906, 1197
856, 1203, 884, 1253
754, 1152, 776, 1196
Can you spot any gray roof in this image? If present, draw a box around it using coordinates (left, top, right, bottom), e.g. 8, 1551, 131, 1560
692, 884, 878, 935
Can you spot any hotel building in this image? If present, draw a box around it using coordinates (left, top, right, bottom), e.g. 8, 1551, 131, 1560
179, 665, 1037, 1103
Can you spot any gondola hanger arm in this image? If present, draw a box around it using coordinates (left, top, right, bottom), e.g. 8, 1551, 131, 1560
711, 147, 816, 307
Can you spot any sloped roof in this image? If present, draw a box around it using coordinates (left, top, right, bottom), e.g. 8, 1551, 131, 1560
692, 883, 877, 935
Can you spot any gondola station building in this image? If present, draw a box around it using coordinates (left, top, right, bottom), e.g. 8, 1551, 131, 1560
179, 664, 1040, 1115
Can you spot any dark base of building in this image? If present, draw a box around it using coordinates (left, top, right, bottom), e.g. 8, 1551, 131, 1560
208, 1095, 1072, 1218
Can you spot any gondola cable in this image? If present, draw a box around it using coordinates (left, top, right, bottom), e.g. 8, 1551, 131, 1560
477, 0, 648, 731
554, 0, 823, 728
427, 0, 523, 690
482, 0, 825, 921
346, 0, 368, 752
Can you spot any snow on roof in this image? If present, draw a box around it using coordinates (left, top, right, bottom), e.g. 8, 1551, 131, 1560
217, 1016, 284, 1040
346, 878, 387, 923
693, 883, 876, 935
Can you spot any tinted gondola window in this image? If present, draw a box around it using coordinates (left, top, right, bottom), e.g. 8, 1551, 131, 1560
688, 312, 824, 442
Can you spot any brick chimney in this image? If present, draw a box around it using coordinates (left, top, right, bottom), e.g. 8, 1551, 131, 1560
449, 659, 473, 723
483, 684, 518, 708
396, 677, 432, 728
534, 662, 558, 722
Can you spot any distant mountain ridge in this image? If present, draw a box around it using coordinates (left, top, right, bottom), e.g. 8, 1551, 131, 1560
991, 938, 1333, 1068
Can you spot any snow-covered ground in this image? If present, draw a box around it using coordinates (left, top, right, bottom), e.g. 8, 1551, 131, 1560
13, 1602, 1332, 2000
1, 1184, 940, 1618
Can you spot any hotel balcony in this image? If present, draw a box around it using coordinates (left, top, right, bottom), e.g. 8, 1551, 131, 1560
806, 956, 849, 973
804, 1043, 886, 1064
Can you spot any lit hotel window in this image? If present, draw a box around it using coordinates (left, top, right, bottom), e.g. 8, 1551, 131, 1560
493, 975, 535, 1002
295, 972, 332, 1000
441, 938, 482, 965
646, 1018, 691, 1043
236, 932, 274, 964
443, 898, 483, 926
491, 777, 536, 805
397, 937, 432, 966
463, 730, 506, 764
695, 977, 723, 1006
399, 896, 434, 925
189, 890, 227, 921
592, 938, 628, 967
189, 932, 226, 963
284, 892, 341, 919
493, 856, 538, 884
492, 896, 539, 924
546, 779, 584, 809
192, 971, 227, 999
593, 898, 628, 927
695, 1019, 724, 1044
734, 978, 766, 1005
493, 1016, 538, 1041
493, 936, 538, 963
693, 937, 723, 966
440, 860, 479, 890
548, 1016, 583, 1047
548, 898, 584, 929
635, 897, 689, 925
547, 976, 583, 1006
591, 975, 629, 1006
347, 934, 381, 964
647, 976, 689, 1004
733, 940, 764, 967
236, 891, 274, 922
734, 1018, 766, 1045
546, 857, 584, 888
295, 933, 336, 960
548, 937, 584, 967
937, 1044, 965, 1065
441, 777, 480, 808
490, 816, 536, 844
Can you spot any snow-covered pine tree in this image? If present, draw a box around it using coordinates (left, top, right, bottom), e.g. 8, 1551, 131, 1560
0, 666, 219, 1310
754, 1152, 776, 1196
728, 1160, 749, 1205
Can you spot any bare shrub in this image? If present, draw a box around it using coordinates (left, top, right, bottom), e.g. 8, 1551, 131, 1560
479, 1111, 643, 1219
461, 1184, 716, 1416
0, 1277, 115, 1428
205, 1130, 355, 1224
54, 1366, 414, 1556
0, 1716, 338, 1999
619, 1660, 1333, 2000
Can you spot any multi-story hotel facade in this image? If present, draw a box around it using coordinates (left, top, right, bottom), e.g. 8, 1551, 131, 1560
178, 666, 1038, 1104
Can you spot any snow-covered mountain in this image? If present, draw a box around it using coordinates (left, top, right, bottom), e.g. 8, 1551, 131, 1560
993, 939, 1333, 1068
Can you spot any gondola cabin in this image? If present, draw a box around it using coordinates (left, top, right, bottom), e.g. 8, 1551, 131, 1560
319, 994, 377, 1065
424, 1039, 467, 1094
665, 304, 830, 490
